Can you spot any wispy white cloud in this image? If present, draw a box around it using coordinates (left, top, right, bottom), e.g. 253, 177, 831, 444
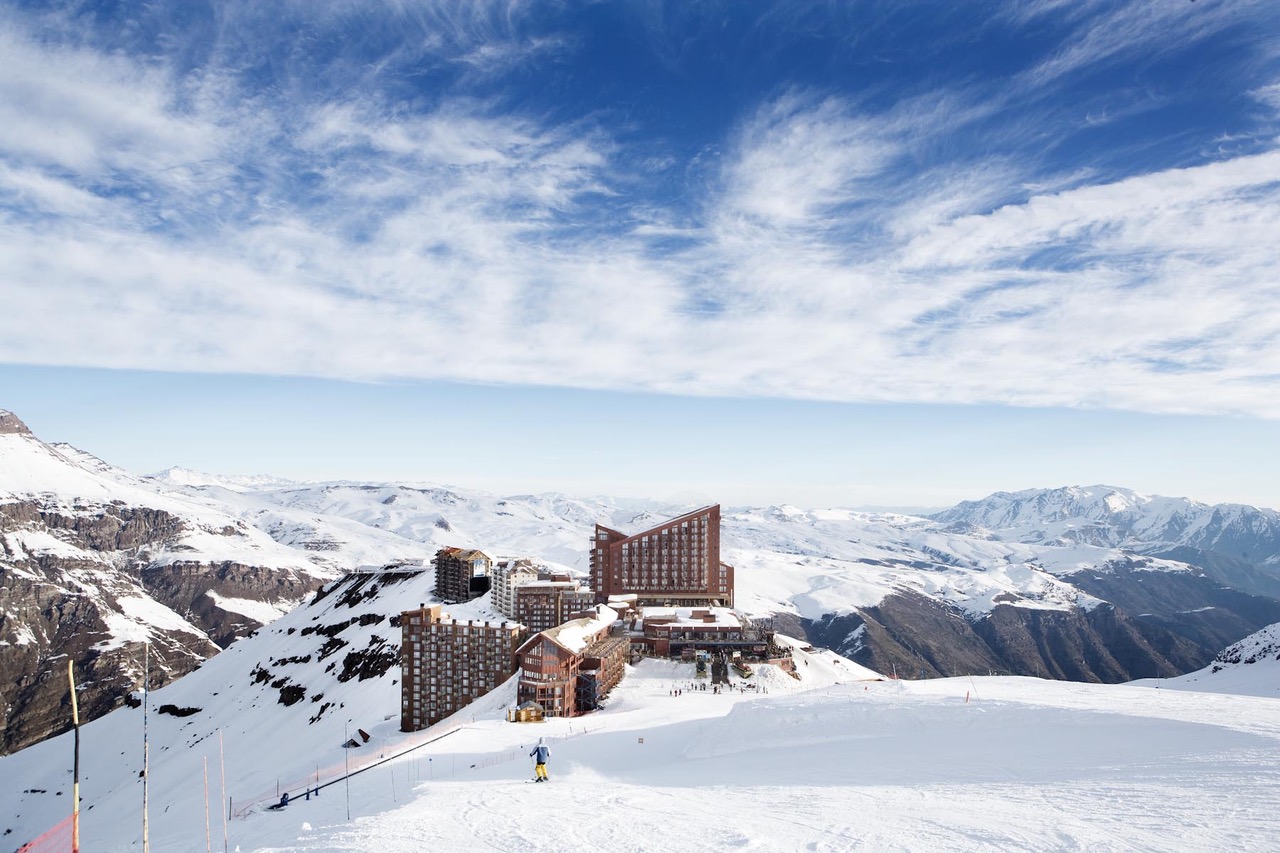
1253, 81, 1280, 112
1010, 0, 1258, 90
2, 3, 1280, 421
0, 26, 219, 179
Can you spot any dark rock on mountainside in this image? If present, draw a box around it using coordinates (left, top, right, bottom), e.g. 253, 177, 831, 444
0, 411, 31, 435
0, 504, 320, 753
0, 581, 220, 755
141, 560, 318, 648
0, 412, 324, 755
1146, 546, 1280, 600
0, 500, 185, 552
804, 589, 1206, 682
1062, 566, 1280, 657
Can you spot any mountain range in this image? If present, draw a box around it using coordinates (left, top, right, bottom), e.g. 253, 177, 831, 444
5, 407, 1280, 755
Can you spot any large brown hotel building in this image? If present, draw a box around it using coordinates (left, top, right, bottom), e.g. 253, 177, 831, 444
589, 504, 734, 608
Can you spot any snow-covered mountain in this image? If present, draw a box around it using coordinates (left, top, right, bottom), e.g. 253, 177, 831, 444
138, 472, 1280, 686
9, 407, 1280, 756
0, 411, 338, 754
933, 484, 1280, 578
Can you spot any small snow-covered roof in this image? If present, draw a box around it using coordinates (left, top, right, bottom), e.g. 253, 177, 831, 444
640, 606, 741, 628
543, 605, 619, 654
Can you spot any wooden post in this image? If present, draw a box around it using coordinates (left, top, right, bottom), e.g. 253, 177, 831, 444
143, 643, 150, 853
218, 730, 229, 853
203, 756, 212, 853
68, 661, 80, 853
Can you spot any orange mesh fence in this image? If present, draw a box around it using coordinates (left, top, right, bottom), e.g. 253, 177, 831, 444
16, 814, 74, 853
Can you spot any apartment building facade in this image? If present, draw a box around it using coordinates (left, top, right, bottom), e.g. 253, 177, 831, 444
491, 558, 540, 617
589, 505, 734, 608
400, 604, 524, 732
511, 572, 596, 634
576, 633, 630, 713
433, 547, 492, 603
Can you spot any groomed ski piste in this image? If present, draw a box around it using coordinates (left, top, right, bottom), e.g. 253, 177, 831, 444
244, 667, 1280, 852
9, 631, 1280, 852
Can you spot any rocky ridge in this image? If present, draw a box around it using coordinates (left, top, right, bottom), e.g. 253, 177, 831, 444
0, 411, 334, 754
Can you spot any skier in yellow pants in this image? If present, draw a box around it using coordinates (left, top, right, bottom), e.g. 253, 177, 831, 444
530, 738, 551, 781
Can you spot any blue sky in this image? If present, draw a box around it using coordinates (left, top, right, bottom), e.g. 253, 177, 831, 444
2, 1, 1280, 509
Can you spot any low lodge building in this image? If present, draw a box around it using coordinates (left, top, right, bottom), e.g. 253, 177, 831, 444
516, 606, 627, 718
631, 606, 767, 658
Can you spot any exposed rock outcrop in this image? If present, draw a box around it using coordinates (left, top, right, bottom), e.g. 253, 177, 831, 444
0, 413, 326, 754
804, 589, 1209, 682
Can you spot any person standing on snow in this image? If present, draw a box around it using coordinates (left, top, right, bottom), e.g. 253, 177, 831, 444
530, 737, 551, 782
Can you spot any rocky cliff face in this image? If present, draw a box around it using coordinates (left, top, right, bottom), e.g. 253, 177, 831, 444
0, 411, 329, 754
0, 412, 30, 436
804, 590, 1208, 682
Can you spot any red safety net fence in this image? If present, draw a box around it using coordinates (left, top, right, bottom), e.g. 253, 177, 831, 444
15, 814, 74, 853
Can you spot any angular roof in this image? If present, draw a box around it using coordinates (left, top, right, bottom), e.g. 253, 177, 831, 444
597, 505, 720, 543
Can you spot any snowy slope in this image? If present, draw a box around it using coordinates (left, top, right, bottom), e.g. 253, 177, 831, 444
0, 567, 862, 851
1137, 622, 1280, 698
8, 634, 1280, 852
1, 566, 458, 849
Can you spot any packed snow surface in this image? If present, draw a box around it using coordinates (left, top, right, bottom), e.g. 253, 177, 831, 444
254, 673, 1280, 853
7, 639, 1280, 852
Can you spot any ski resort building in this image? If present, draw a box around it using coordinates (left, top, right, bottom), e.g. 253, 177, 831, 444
590, 505, 734, 608
515, 606, 627, 718
511, 570, 596, 634
491, 558, 540, 617
491, 559, 595, 631
631, 607, 770, 658
433, 547, 492, 603
400, 604, 524, 732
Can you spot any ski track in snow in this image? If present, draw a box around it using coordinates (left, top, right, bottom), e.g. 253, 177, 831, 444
4, 588, 1280, 852
239, 663, 1279, 853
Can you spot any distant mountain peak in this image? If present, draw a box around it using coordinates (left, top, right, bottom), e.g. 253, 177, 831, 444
0, 409, 33, 436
